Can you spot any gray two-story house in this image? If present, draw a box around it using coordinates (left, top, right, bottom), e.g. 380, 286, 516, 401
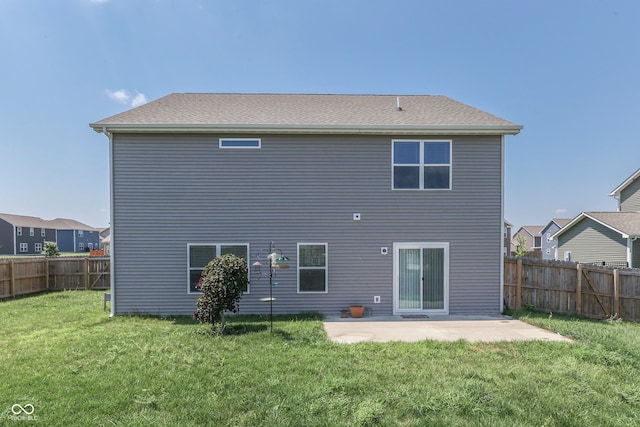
91, 93, 522, 317
0, 213, 57, 255
540, 218, 571, 260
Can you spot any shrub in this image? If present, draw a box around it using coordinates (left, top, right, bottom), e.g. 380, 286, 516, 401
41, 241, 60, 257
193, 254, 248, 335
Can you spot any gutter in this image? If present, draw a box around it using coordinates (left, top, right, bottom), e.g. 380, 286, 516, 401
90, 123, 523, 136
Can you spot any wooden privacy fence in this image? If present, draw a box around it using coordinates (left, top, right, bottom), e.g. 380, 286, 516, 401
504, 257, 640, 321
0, 257, 110, 299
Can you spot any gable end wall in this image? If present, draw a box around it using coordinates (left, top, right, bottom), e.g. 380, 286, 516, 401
111, 133, 504, 316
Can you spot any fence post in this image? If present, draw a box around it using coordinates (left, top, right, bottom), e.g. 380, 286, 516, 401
84, 257, 89, 290
9, 260, 14, 298
45, 258, 49, 290
516, 258, 522, 309
613, 269, 619, 318
576, 263, 582, 315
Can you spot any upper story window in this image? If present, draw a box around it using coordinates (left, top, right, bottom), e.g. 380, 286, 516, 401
78, 230, 84, 237
392, 140, 451, 190
41, 228, 46, 237
16, 227, 22, 236
219, 138, 261, 149
29, 227, 34, 236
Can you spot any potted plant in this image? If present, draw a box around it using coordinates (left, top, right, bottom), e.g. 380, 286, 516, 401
349, 305, 365, 318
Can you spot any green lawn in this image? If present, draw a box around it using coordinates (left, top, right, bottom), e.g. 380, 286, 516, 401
1, 292, 640, 426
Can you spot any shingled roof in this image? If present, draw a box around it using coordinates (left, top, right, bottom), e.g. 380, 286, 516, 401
554, 212, 640, 239
0, 213, 99, 231
90, 93, 522, 135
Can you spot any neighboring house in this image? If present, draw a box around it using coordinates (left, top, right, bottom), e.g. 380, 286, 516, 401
52, 218, 101, 252
554, 168, 640, 267
609, 168, 640, 212
512, 225, 544, 254
0, 213, 101, 255
553, 212, 640, 268
540, 218, 571, 260
0, 213, 57, 255
100, 228, 111, 254
90, 93, 522, 317
503, 220, 513, 256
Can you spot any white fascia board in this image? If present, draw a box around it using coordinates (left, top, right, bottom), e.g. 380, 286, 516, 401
90, 123, 523, 136
609, 168, 640, 197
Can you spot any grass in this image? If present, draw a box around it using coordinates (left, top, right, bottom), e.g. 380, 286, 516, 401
1, 293, 640, 426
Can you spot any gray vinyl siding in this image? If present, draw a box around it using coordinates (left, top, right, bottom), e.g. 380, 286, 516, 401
0, 220, 13, 255
111, 133, 503, 316
540, 223, 559, 260
557, 218, 627, 265
633, 239, 640, 268
620, 178, 640, 212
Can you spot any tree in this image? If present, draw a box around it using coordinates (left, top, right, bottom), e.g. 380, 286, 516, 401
192, 254, 248, 335
514, 235, 528, 257
42, 241, 60, 257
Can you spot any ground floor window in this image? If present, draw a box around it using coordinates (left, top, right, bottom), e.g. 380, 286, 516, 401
187, 243, 249, 293
79, 242, 84, 250
34, 243, 42, 253
20, 243, 28, 253
297, 243, 328, 293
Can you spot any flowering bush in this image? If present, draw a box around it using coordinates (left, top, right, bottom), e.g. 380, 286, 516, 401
192, 254, 247, 334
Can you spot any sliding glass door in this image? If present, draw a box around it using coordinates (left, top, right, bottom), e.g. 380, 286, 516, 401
394, 243, 449, 314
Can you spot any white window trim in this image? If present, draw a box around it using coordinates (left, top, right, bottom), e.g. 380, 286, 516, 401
29, 227, 34, 236
20, 242, 28, 253
34, 243, 43, 252
393, 242, 450, 315
79, 242, 84, 250
391, 139, 452, 190
297, 242, 328, 294
16, 227, 22, 236
187, 243, 251, 294
41, 228, 46, 237
219, 138, 261, 149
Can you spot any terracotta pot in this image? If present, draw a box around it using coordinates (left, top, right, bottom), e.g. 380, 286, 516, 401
349, 305, 365, 318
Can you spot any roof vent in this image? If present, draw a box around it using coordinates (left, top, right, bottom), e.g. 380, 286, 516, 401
396, 96, 403, 111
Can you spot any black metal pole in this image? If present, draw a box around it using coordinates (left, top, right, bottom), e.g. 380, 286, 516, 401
269, 241, 273, 333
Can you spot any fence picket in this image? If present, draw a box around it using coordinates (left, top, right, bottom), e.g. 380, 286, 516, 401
0, 257, 110, 298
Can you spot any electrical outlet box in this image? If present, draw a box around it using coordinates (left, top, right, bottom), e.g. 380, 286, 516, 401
353, 213, 361, 221
374, 296, 381, 304
380, 247, 388, 255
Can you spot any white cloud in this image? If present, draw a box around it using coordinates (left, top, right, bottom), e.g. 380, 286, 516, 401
131, 93, 148, 107
555, 208, 567, 214
105, 89, 130, 104
105, 89, 148, 108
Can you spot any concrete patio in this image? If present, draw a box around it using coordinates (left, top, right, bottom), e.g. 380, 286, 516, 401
323, 314, 573, 344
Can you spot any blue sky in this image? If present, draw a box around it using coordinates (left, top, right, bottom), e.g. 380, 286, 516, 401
1, 0, 639, 230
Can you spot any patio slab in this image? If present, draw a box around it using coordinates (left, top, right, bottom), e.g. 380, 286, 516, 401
323, 315, 573, 344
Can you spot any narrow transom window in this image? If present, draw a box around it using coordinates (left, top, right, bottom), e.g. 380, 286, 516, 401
392, 140, 451, 190
219, 138, 261, 149
298, 243, 328, 293
187, 244, 250, 293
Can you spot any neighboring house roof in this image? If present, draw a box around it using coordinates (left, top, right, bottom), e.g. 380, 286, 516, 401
609, 168, 640, 199
541, 218, 571, 234
90, 93, 523, 136
515, 225, 544, 238
0, 213, 99, 231
0, 213, 49, 228
49, 218, 100, 232
100, 227, 110, 239
553, 212, 640, 239
504, 220, 513, 228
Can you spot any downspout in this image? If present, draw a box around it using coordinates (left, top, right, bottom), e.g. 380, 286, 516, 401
13, 225, 16, 255
629, 237, 637, 268
500, 135, 505, 313
105, 126, 116, 317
